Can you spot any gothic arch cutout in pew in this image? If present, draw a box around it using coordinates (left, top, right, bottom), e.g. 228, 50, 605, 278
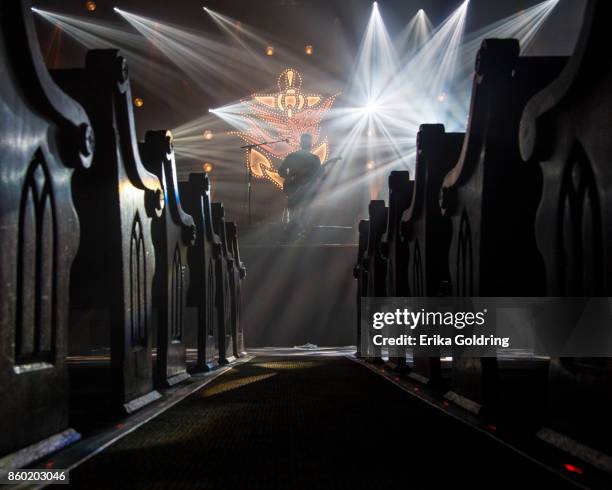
439, 38, 566, 422
179, 173, 221, 372
520, 0, 612, 458
0, 0, 93, 465
52, 49, 165, 417
400, 124, 464, 388
140, 130, 196, 388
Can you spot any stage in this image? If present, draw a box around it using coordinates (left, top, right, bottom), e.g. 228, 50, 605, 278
240, 223, 357, 347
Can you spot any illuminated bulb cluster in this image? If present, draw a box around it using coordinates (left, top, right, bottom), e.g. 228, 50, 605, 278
265, 46, 274, 56
134, 97, 144, 108
86, 1, 96, 12
232, 68, 337, 189
202, 130, 214, 141
305, 45, 313, 55
203, 162, 214, 173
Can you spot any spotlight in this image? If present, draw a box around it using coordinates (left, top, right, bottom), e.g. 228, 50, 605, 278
113, 7, 119, 12
365, 101, 378, 114
265, 46, 274, 56
30, 7, 38, 12
203, 162, 214, 173
202, 130, 214, 141
86, 1, 96, 12
305, 44, 313, 55
366, 160, 375, 170
134, 97, 144, 108
437, 92, 447, 102
418, 8, 424, 15
203, 6, 208, 11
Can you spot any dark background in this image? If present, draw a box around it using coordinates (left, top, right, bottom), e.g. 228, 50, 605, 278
31, 0, 586, 227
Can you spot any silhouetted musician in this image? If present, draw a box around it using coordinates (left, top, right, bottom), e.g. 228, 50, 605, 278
278, 133, 321, 229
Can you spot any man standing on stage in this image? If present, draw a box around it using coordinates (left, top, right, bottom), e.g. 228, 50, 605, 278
278, 133, 321, 235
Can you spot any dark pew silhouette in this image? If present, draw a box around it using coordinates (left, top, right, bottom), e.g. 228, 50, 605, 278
520, 0, 612, 461
179, 173, 221, 371
52, 50, 164, 417
364, 201, 388, 300
401, 124, 464, 388
438, 39, 566, 423
140, 130, 196, 387
361, 200, 387, 362
226, 221, 247, 357
0, 0, 93, 465
354, 220, 370, 357
211, 203, 236, 364
380, 171, 413, 370
382, 172, 413, 298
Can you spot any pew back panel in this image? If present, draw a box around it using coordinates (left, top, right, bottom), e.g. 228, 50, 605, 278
520, 0, 612, 453
226, 221, 247, 356
53, 49, 164, 414
401, 124, 464, 387
0, 0, 92, 459
439, 39, 566, 419
211, 203, 236, 363
140, 130, 196, 387
179, 173, 221, 371
354, 220, 369, 358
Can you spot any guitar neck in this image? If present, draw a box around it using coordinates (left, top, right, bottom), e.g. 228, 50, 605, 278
324, 157, 342, 166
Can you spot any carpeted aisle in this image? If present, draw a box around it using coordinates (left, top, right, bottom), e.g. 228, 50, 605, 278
67, 356, 573, 489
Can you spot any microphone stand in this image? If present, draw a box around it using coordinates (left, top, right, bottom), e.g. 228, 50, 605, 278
240, 139, 288, 225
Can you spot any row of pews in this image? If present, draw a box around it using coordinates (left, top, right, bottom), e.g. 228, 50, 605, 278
0, 1, 246, 467
355, 0, 612, 471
